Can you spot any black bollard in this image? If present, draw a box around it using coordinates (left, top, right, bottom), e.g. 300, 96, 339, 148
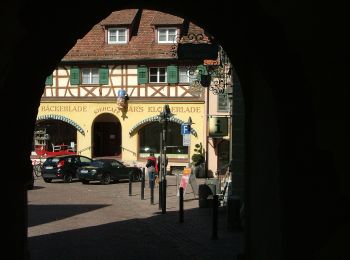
212, 194, 219, 240
141, 168, 145, 200
179, 187, 184, 223
150, 178, 154, 205
158, 180, 163, 210
162, 179, 167, 214
128, 173, 132, 196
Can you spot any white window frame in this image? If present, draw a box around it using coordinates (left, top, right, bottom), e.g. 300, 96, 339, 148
82, 68, 99, 85
107, 28, 128, 44
149, 67, 167, 83
179, 66, 196, 83
157, 27, 177, 43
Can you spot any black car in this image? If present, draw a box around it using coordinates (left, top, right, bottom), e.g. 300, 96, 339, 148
41, 155, 92, 183
77, 159, 142, 185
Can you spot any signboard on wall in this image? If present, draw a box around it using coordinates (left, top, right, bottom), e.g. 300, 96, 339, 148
183, 134, 190, 146
181, 124, 191, 135
209, 116, 228, 137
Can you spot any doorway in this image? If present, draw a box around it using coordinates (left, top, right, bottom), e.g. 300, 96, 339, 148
92, 113, 121, 157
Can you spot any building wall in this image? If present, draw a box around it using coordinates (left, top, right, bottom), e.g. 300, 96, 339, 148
37, 101, 205, 167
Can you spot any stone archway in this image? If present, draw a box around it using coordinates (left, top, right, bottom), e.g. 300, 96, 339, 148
2, 1, 344, 260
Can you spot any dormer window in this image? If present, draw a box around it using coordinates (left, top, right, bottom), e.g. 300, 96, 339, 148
108, 28, 128, 44
158, 28, 177, 43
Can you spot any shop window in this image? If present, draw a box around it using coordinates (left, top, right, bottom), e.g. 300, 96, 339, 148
139, 122, 188, 159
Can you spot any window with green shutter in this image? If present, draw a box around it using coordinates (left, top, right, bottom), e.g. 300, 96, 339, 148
99, 67, 109, 85
45, 74, 53, 85
167, 65, 178, 83
196, 65, 208, 75
70, 67, 80, 85
138, 66, 148, 84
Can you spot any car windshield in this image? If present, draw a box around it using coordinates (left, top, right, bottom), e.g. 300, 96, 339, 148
91, 160, 105, 167
44, 157, 61, 164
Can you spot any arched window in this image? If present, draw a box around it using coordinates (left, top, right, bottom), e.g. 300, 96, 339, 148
139, 122, 189, 159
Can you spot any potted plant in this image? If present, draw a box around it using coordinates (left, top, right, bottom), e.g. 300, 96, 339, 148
191, 142, 205, 177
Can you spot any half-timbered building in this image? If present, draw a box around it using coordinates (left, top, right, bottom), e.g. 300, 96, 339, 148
33, 9, 231, 174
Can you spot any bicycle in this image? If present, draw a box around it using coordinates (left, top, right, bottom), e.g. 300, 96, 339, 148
32, 157, 45, 178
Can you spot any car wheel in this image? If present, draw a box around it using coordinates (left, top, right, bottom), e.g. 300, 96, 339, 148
100, 173, 111, 185
43, 178, 52, 183
81, 180, 89, 184
63, 173, 73, 183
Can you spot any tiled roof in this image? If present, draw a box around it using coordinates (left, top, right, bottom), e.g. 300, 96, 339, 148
151, 12, 184, 25
62, 9, 208, 62
101, 9, 138, 25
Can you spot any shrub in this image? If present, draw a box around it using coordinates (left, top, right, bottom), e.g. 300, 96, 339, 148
191, 142, 205, 166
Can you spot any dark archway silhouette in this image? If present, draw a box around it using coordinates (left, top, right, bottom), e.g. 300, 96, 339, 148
1, 1, 349, 260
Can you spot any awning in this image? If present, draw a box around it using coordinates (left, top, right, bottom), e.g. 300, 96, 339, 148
36, 114, 85, 136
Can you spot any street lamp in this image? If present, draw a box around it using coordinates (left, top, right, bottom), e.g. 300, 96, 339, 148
158, 104, 174, 214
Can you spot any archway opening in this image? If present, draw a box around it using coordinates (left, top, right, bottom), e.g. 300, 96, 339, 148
138, 121, 189, 159
92, 113, 121, 158
33, 120, 77, 156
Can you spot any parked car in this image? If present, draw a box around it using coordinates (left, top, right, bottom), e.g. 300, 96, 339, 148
77, 158, 142, 185
41, 155, 92, 183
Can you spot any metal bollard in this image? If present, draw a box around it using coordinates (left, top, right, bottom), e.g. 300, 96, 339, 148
128, 173, 132, 196
141, 168, 145, 200
212, 194, 219, 240
158, 180, 163, 210
162, 179, 167, 214
179, 187, 184, 223
150, 177, 154, 205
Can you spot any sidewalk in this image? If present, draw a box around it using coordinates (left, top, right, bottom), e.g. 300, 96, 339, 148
28, 175, 244, 259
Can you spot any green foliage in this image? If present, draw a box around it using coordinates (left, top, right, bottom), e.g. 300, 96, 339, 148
191, 142, 205, 166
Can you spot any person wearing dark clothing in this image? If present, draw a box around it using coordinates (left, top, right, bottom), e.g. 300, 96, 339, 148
146, 153, 157, 188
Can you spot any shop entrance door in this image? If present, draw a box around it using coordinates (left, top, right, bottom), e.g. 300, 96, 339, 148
93, 114, 121, 158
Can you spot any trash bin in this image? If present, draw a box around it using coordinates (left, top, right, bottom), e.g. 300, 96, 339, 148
198, 184, 213, 208
205, 178, 219, 195
207, 184, 216, 196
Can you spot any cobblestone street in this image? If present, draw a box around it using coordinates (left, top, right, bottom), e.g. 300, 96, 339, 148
28, 175, 244, 259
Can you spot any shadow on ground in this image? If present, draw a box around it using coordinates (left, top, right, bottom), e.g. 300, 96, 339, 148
28, 204, 244, 260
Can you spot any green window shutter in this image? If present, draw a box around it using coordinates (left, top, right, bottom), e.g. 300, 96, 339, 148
167, 65, 178, 83
137, 66, 148, 84
70, 67, 80, 85
196, 65, 208, 75
45, 74, 53, 85
99, 67, 109, 85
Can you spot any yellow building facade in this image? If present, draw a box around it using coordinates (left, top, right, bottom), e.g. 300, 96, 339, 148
36, 64, 206, 171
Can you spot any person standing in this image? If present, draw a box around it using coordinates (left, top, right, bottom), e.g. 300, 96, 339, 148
146, 153, 157, 188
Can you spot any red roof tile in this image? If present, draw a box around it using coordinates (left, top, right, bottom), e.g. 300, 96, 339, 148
151, 12, 184, 25
101, 9, 138, 25
63, 9, 209, 62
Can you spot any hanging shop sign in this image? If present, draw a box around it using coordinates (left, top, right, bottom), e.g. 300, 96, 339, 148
208, 116, 228, 137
